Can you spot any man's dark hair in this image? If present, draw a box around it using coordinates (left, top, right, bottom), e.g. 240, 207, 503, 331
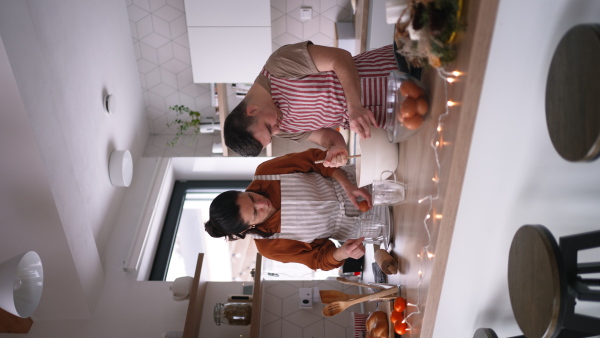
224, 100, 264, 156
204, 190, 271, 241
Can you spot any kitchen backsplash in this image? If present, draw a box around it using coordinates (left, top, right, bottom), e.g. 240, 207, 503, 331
124, 0, 353, 157
260, 279, 363, 338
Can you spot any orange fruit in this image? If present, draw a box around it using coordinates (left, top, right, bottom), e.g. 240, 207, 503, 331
394, 297, 407, 312
359, 200, 370, 212
394, 321, 408, 335
416, 97, 429, 116
390, 310, 404, 324
402, 114, 423, 130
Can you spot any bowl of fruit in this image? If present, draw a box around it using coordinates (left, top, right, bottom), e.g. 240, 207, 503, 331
385, 70, 430, 143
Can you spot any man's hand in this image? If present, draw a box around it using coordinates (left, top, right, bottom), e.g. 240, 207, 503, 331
323, 145, 349, 168
333, 238, 366, 261
348, 104, 378, 139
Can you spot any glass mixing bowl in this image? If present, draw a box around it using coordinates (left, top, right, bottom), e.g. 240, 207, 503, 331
384, 70, 431, 143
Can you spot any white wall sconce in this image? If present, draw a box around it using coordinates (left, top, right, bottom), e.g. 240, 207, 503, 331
109, 150, 133, 187
0, 251, 44, 318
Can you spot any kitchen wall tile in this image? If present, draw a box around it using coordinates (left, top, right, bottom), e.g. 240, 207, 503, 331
261, 319, 282, 338
271, 6, 285, 21
320, 0, 338, 12
167, 0, 185, 12
152, 116, 170, 135
287, 0, 303, 12
148, 91, 167, 112
261, 307, 282, 327
153, 4, 182, 22
180, 83, 202, 98
307, 32, 333, 46
130, 20, 139, 40
156, 43, 174, 64
284, 309, 322, 328
138, 71, 148, 90
136, 15, 154, 39
128, 4, 149, 22
286, 15, 304, 40
152, 15, 171, 39
137, 58, 158, 74
271, 15, 287, 39
178, 92, 196, 110
146, 106, 164, 120
303, 16, 320, 39
281, 320, 304, 338
303, 319, 325, 338
164, 91, 181, 109
150, 83, 177, 98
159, 67, 178, 89
273, 32, 302, 47
145, 67, 162, 88
170, 15, 187, 38
319, 15, 336, 39
126, 0, 133, 6
325, 320, 350, 338
162, 58, 187, 73
172, 43, 191, 64
263, 292, 284, 316
176, 67, 193, 89
149, 0, 167, 12
272, 0, 286, 13
141, 32, 170, 48
140, 42, 159, 64
266, 281, 302, 298
303, 0, 321, 13
173, 32, 189, 48
132, 0, 151, 12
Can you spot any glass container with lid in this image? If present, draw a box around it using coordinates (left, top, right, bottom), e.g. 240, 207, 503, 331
214, 302, 252, 326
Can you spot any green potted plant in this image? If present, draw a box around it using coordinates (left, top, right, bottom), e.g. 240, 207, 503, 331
166, 105, 201, 147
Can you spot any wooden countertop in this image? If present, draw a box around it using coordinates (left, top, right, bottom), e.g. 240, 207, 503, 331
382, 1, 500, 337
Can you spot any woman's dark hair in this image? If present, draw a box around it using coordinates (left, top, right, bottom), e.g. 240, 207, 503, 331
204, 190, 272, 241
224, 100, 264, 157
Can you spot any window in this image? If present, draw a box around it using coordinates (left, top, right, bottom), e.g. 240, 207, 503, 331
148, 180, 250, 281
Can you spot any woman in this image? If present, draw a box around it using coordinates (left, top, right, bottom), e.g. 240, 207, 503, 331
205, 148, 372, 271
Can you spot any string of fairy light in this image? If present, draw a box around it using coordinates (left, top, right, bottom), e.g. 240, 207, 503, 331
398, 67, 463, 333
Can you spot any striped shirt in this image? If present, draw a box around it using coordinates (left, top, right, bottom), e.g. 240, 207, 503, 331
259, 43, 399, 135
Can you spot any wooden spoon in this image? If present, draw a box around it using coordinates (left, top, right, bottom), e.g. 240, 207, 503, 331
335, 277, 387, 289
319, 290, 396, 304
322, 287, 398, 317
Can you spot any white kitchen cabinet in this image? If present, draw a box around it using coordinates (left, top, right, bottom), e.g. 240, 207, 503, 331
184, 0, 272, 83
184, 0, 270, 27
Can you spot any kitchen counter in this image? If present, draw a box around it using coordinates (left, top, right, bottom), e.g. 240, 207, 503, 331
360, 1, 500, 337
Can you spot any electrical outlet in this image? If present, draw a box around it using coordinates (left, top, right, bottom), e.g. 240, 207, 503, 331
299, 287, 313, 308
300, 7, 312, 21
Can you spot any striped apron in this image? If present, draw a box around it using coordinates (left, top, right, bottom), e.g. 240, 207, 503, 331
263, 44, 399, 133
253, 166, 360, 243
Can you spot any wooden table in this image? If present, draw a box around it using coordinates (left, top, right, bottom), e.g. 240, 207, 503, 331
381, 1, 500, 337
545, 24, 600, 162
507, 225, 564, 338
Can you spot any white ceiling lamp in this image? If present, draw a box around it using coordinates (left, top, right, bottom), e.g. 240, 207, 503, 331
0, 251, 44, 318
109, 150, 133, 187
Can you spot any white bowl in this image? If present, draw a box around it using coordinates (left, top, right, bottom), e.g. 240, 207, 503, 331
355, 126, 398, 187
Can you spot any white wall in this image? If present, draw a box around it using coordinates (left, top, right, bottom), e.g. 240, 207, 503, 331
435, 0, 600, 336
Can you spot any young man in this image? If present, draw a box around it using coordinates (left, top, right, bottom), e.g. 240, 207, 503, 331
224, 41, 401, 167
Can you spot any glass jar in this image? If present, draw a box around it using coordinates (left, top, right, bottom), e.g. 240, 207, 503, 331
213, 302, 252, 326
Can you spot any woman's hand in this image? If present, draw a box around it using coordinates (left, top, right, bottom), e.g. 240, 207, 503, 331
348, 104, 378, 139
323, 145, 349, 168
343, 184, 373, 210
333, 237, 366, 261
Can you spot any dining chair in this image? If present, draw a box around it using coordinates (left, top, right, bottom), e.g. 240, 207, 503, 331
473, 327, 526, 338
508, 225, 600, 338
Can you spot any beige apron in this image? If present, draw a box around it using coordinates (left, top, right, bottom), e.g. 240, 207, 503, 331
253, 166, 360, 243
